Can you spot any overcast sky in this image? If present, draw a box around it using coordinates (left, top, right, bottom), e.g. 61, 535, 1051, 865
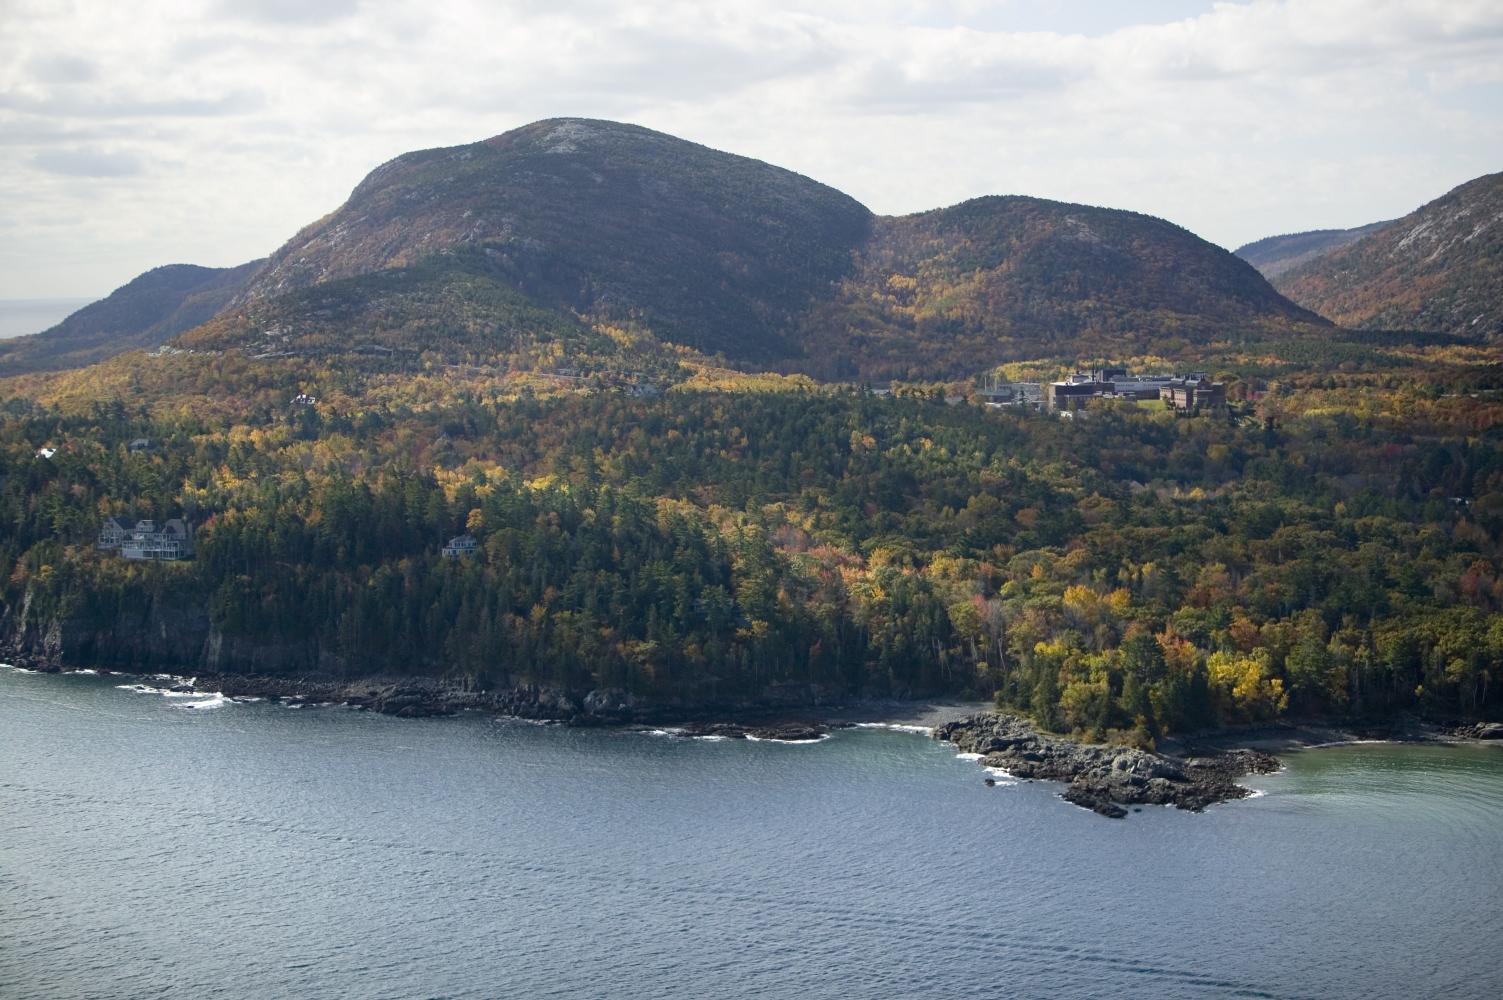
2, 0, 1501, 299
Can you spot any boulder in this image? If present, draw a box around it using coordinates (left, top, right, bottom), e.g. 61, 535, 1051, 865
1062, 784, 1128, 819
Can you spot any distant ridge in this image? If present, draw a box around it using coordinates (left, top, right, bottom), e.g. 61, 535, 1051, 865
1269, 171, 1503, 338
1235, 221, 1394, 281
0, 261, 262, 376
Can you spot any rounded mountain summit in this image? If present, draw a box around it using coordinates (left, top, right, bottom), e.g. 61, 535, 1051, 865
233, 118, 874, 364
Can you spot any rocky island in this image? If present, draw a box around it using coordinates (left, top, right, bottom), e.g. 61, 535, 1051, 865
934, 713, 1280, 818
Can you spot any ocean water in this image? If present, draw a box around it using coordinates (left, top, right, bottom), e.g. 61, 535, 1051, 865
0, 298, 91, 339
2, 666, 1501, 1000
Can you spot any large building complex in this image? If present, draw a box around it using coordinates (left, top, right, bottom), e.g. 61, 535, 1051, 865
1038, 367, 1227, 413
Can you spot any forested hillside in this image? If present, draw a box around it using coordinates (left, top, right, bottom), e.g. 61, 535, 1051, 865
180, 250, 631, 368
233, 118, 874, 364
792, 197, 1327, 380
1235, 221, 1393, 281
0, 261, 262, 376
3, 120, 1497, 738
1274, 172, 1503, 338
4, 340, 1501, 737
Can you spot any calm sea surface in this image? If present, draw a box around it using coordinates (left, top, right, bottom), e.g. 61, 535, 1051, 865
3, 665, 1501, 999
0, 299, 91, 339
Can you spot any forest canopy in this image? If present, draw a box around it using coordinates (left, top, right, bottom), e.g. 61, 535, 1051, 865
3, 340, 1501, 741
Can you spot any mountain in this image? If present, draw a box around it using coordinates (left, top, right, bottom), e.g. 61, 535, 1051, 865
197, 118, 1322, 375
0, 261, 262, 376
182, 249, 615, 364
233, 118, 873, 363
1234, 221, 1394, 281
18, 119, 1324, 379
1271, 172, 1503, 338
792, 196, 1327, 379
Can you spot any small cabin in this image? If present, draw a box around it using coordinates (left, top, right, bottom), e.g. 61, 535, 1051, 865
442, 534, 478, 559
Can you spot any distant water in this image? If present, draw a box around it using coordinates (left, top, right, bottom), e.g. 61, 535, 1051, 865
3, 666, 1501, 1000
0, 298, 91, 339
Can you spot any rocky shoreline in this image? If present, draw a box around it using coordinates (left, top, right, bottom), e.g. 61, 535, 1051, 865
8, 659, 1497, 817
933, 713, 1282, 818
0, 657, 863, 738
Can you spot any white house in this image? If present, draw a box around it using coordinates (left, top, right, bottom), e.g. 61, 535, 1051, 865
120, 519, 194, 561
442, 534, 478, 559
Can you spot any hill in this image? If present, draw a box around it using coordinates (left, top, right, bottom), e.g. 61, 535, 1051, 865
234, 118, 873, 364
20, 119, 1327, 379
181, 249, 618, 366
0, 261, 262, 376
203, 119, 1322, 375
791, 196, 1328, 379
1234, 221, 1394, 280
1272, 172, 1503, 338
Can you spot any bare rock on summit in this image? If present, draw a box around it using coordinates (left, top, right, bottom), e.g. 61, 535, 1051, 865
1272, 170, 1503, 338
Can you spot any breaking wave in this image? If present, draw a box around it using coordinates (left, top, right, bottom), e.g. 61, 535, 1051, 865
854, 722, 933, 735
177, 693, 230, 711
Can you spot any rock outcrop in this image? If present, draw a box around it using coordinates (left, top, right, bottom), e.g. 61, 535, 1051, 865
1456, 721, 1503, 740
1271, 170, 1503, 338
194, 674, 632, 722
933, 713, 1279, 818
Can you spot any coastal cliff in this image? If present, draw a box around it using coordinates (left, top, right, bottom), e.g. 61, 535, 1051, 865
0, 586, 321, 677
0, 587, 846, 725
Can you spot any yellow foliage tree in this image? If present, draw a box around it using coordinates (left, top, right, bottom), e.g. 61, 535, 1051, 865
1206, 649, 1288, 721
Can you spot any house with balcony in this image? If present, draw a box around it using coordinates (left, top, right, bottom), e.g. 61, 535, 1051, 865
97, 517, 135, 550
109, 518, 195, 561
443, 534, 479, 559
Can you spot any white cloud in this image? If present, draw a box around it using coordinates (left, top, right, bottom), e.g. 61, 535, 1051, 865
0, 0, 1500, 297
30, 147, 146, 177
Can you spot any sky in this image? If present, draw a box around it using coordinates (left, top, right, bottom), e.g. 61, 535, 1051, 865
2, 0, 1501, 300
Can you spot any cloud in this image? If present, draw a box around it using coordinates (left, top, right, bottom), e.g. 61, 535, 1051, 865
0, 91, 263, 119
0, 0, 1500, 297
214, 0, 365, 24
833, 27, 1090, 111
26, 54, 98, 84
30, 147, 145, 178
